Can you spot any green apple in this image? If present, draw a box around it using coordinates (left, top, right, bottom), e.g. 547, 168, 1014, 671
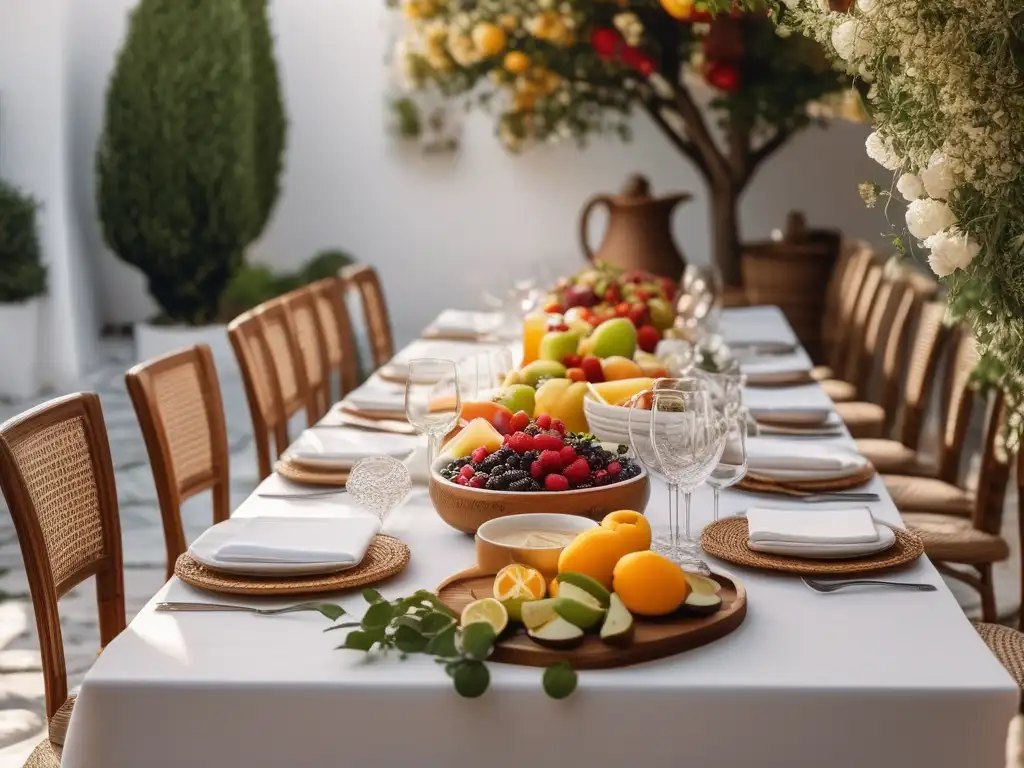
599, 593, 635, 647
528, 616, 585, 649
566, 319, 595, 337
647, 298, 676, 331
502, 370, 524, 387
519, 360, 567, 387
538, 330, 581, 362
496, 384, 536, 415
590, 318, 637, 359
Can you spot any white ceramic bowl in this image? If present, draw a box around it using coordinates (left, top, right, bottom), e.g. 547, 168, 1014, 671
475, 513, 598, 575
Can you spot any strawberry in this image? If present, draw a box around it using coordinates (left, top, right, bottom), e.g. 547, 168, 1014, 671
508, 432, 535, 453
637, 324, 661, 353
508, 410, 531, 433
539, 449, 564, 473
530, 460, 545, 479
471, 446, 489, 464
562, 354, 582, 369
544, 473, 570, 491
580, 356, 605, 383
533, 433, 565, 452
534, 414, 552, 430
563, 458, 591, 484
468, 473, 488, 488
550, 418, 566, 435
559, 445, 577, 465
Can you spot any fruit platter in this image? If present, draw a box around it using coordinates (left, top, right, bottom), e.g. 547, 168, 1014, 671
437, 510, 746, 670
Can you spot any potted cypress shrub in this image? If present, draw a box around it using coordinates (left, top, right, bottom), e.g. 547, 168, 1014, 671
0, 179, 46, 398
97, 0, 286, 370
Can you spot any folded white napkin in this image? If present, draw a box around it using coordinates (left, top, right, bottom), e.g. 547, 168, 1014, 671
430, 310, 502, 334
288, 430, 416, 467
743, 386, 834, 424
746, 438, 864, 474
212, 517, 381, 565
740, 354, 812, 384
746, 507, 878, 545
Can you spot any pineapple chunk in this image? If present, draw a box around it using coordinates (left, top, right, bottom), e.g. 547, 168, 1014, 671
439, 417, 503, 459
587, 378, 655, 407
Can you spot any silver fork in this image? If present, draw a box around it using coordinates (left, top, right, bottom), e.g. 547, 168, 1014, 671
155, 601, 337, 615
797, 492, 880, 503
801, 577, 936, 593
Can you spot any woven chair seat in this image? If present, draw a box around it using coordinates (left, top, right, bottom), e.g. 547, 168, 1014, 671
973, 622, 1024, 689
903, 512, 1009, 564
811, 365, 834, 381
884, 475, 973, 516
834, 401, 885, 439
820, 378, 857, 403
24, 738, 61, 768
855, 439, 931, 476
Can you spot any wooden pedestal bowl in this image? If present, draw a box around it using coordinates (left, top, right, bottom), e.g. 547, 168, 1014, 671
428, 463, 650, 534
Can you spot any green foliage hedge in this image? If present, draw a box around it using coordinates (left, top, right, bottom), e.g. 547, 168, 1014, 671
0, 180, 46, 303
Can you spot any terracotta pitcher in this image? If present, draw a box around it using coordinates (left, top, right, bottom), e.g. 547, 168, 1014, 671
579, 174, 691, 281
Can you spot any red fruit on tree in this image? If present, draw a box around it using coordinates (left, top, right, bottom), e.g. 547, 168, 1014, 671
637, 325, 662, 353
533, 433, 565, 452
590, 27, 623, 59
562, 354, 582, 369
621, 46, 655, 76
509, 410, 531, 433
580, 356, 605, 383
563, 458, 591, 484
704, 61, 741, 92
544, 473, 570, 491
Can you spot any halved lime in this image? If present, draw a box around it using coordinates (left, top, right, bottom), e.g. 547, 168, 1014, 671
460, 597, 509, 635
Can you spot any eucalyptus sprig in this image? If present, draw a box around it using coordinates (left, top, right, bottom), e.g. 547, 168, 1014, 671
317, 588, 578, 699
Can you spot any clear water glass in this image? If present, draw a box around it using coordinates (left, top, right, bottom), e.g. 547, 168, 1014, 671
677, 263, 724, 335
404, 358, 461, 465
706, 410, 749, 523
346, 456, 413, 523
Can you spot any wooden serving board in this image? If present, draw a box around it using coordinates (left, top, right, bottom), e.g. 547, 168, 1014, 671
436, 568, 746, 670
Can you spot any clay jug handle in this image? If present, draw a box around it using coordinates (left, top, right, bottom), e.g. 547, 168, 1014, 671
579, 195, 612, 262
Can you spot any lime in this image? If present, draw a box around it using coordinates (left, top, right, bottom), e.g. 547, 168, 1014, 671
460, 597, 509, 635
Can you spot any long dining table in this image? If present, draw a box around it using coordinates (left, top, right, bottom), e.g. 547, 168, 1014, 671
61, 305, 1017, 767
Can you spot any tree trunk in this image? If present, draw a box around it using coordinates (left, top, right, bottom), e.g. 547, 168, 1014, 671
710, 184, 742, 288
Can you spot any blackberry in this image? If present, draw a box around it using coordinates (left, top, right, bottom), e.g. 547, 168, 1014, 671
492, 447, 512, 461
617, 444, 629, 455
508, 477, 533, 492
523, 424, 541, 436
490, 464, 509, 477
504, 469, 530, 485
505, 455, 521, 470
529, 480, 541, 491
485, 473, 513, 490
587, 456, 603, 472
479, 455, 505, 473
574, 479, 595, 489
473, 472, 489, 483
521, 450, 540, 464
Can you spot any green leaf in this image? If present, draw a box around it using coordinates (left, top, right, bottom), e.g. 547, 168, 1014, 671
458, 622, 496, 661
392, 615, 423, 632
322, 621, 362, 633
394, 624, 429, 654
342, 630, 377, 652
452, 660, 490, 698
412, 591, 457, 619
542, 662, 577, 700
420, 611, 455, 636
361, 588, 385, 604
425, 625, 458, 658
361, 601, 394, 629
309, 603, 346, 621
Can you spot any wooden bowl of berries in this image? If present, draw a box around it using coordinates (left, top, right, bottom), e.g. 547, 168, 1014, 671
429, 413, 650, 534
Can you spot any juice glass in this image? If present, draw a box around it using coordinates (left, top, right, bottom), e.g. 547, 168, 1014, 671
521, 313, 547, 366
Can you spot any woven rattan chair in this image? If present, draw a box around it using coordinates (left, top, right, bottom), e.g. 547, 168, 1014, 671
902, 389, 1011, 622
228, 310, 287, 480
814, 245, 874, 383
343, 264, 395, 370
817, 241, 857, 363
972, 622, 1024, 711
0, 394, 126, 767
820, 261, 885, 404
126, 345, 230, 580
309, 277, 360, 401
281, 288, 332, 421
259, 299, 318, 431
855, 301, 951, 474
882, 325, 980, 516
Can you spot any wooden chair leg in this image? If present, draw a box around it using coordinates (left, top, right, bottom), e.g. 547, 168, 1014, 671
978, 563, 997, 623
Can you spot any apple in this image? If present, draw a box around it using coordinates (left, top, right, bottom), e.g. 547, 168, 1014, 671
647, 298, 676, 331
538, 330, 581, 362
589, 317, 638, 359
519, 360, 568, 386
496, 384, 536, 416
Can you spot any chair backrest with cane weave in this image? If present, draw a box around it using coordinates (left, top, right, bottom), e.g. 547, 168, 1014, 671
281, 288, 331, 421
0, 393, 125, 720
228, 310, 284, 480
972, 388, 1011, 538
877, 283, 919, 431
310, 277, 361, 399
840, 262, 884, 383
259, 300, 318, 431
821, 242, 857, 349
936, 326, 981, 483
897, 301, 951, 449
828, 246, 875, 372
343, 264, 394, 370
125, 345, 230, 580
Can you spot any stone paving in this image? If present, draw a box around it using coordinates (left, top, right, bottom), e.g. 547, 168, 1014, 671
0, 339, 1019, 765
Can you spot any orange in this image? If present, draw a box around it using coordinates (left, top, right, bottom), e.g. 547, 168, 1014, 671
612, 551, 690, 616
493, 564, 546, 601
557, 528, 631, 589
548, 578, 559, 597
601, 510, 652, 553
459, 401, 513, 434
601, 357, 644, 381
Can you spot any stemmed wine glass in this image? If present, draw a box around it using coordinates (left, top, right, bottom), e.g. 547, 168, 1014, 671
677, 263, 724, 336
404, 359, 461, 465
694, 368, 745, 417
706, 408, 749, 524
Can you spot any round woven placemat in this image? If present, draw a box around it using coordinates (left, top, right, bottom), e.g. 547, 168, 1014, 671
701, 517, 923, 575
744, 372, 816, 388
174, 535, 410, 596
737, 462, 875, 496
275, 457, 350, 487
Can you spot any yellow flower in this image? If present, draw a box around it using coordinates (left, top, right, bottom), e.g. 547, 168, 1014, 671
402, 0, 436, 20
472, 23, 507, 57
531, 67, 561, 95
500, 14, 518, 30
526, 11, 573, 46
504, 51, 530, 74
659, 0, 694, 20
514, 91, 537, 111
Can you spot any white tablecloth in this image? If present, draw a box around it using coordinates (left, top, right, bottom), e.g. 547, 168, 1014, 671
61, 306, 1018, 768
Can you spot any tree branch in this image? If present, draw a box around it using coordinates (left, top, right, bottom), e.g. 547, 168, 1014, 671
748, 129, 792, 180
641, 97, 710, 180
728, 121, 751, 187
666, 84, 731, 186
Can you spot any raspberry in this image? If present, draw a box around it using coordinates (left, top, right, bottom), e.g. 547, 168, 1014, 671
534, 414, 552, 430
471, 447, 489, 464
503, 433, 512, 446
538, 449, 563, 472
580, 357, 605, 383
558, 446, 577, 465
468, 473, 488, 489
455, 475, 469, 486
550, 419, 566, 435
530, 460, 545, 479
509, 411, 531, 433
533, 433, 565, 452
594, 469, 609, 485
607, 461, 622, 476
458, 465, 475, 480
544, 473, 570, 491
508, 432, 535, 454
563, 458, 591, 484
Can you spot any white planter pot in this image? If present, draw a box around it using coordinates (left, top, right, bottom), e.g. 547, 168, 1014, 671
134, 322, 238, 381
0, 299, 41, 400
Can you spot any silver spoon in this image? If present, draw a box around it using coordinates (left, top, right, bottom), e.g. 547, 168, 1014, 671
155, 602, 341, 615
801, 577, 937, 593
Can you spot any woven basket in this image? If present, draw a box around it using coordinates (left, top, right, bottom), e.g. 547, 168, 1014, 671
737, 463, 875, 496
